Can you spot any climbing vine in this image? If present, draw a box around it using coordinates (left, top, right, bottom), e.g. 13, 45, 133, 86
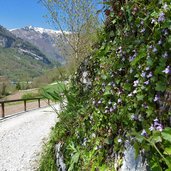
40, 0, 171, 170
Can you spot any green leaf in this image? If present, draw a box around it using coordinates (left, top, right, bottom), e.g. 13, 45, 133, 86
134, 142, 140, 158
131, 47, 146, 66
150, 134, 162, 144
155, 81, 166, 92
136, 94, 144, 101
161, 132, 171, 143
164, 147, 171, 155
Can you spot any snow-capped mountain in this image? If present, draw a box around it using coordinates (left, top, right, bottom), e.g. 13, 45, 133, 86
0, 25, 53, 81
11, 26, 71, 64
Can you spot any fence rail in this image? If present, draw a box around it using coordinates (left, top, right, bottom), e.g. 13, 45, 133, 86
0, 98, 50, 118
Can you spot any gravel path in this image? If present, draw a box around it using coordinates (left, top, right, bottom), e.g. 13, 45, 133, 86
0, 105, 59, 171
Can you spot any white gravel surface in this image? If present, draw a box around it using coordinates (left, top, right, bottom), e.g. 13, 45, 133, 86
0, 105, 59, 171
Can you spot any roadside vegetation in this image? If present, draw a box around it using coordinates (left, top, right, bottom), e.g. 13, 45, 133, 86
39, 0, 171, 170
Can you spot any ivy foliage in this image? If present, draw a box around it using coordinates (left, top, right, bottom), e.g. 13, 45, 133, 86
40, 0, 171, 170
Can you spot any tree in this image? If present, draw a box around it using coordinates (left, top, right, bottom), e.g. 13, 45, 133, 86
41, 0, 100, 73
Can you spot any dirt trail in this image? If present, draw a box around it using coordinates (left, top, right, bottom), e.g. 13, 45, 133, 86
0, 105, 59, 171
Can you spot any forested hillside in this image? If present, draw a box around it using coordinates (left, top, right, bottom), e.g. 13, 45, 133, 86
40, 0, 171, 170
0, 25, 52, 81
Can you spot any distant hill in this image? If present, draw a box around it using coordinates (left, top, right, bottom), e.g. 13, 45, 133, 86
11, 26, 71, 64
0, 25, 53, 81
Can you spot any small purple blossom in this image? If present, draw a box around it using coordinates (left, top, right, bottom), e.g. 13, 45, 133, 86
109, 107, 114, 113
158, 12, 165, 22
118, 138, 122, 143
98, 100, 102, 104
113, 103, 117, 110
133, 80, 139, 87
154, 95, 159, 102
162, 52, 168, 58
151, 18, 156, 24
145, 67, 150, 71
147, 72, 153, 78
152, 47, 158, 53
133, 89, 137, 94
149, 125, 154, 131
154, 118, 159, 122
144, 80, 149, 85
108, 100, 112, 105
140, 28, 145, 33
128, 93, 133, 97
158, 40, 162, 45
110, 82, 115, 87
141, 71, 146, 78
117, 98, 122, 103
104, 109, 108, 114
163, 3, 168, 10
141, 129, 147, 136
142, 103, 148, 109
156, 124, 163, 132
131, 114, 138, 121
162, 66, 170, 74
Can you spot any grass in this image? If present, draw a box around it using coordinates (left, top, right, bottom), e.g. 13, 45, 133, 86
38, 124, 63, 171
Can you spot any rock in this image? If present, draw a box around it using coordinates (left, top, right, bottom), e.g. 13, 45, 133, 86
120, 145, 148, 171
55, 142, 66, 171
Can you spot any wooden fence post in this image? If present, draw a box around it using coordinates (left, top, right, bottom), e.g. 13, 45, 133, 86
1, 102, 5, 118
24, 100, 26, 111
38, 98, 40, 108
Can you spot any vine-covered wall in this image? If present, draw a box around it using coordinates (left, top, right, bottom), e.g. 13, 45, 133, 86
41, 0, 171, 170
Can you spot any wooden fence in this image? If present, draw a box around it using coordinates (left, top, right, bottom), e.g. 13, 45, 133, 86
0, 98, 50, 118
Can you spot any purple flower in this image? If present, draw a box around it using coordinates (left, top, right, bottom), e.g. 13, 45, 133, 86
154, 118, 159, 122
162, 52, 168, 58
149, 125, 154, 131
130, 68, 133, 73
118, 138, 122, 143
102, 82, 106, 87
108, 100, 112, 105
163, 3, 168, 10
133, 80, 139, 87
153, 118, 163, 132
144, 80, 149, 85
98, 100, 102, 104
117, 98, 122, 103
145, 67, 150, 71
104, 109, 108, 114
109, 107, 114, 113
154, 95, 159, 102
141, 129, 147, 136
110, 82, 115, 87
142, 103, 148, 109
147, 72, 153, 78
113, 103, 117, 110
133, 89, 137, 94
158, 40, 162, 45
156, 124, 163, 132
131, 114, 138, 121
141, 71, 146, 78
140, 28, 145, 33
128, 93, 133, 97
152, 47, 158, 53
162, 66, 170, 74
151, 19, 156, 24
158, 12, 165, 22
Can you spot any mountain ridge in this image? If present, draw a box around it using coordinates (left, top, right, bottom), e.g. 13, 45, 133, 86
11, 26, 71, 65
0, 25, 54, 81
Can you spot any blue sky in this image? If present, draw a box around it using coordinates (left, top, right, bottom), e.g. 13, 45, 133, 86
0, 0, 54, 29
0, 0, 103, 30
